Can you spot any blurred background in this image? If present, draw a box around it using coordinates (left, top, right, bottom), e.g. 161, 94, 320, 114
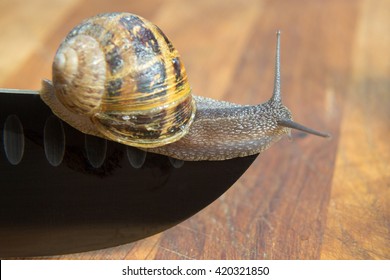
0, 0, 388, 259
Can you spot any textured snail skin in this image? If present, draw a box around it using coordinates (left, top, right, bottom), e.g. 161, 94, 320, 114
39, 12, 302, 161
147, 96, 291, 160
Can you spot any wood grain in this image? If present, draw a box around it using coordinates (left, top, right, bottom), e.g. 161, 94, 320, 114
0, 0, 388, 259
320, 0, 390, 259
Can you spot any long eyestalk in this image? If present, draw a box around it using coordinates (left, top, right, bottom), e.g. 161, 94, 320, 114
271, 30, 282, 104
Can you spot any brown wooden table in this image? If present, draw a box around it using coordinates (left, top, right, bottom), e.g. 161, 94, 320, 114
0, 0, 388, 259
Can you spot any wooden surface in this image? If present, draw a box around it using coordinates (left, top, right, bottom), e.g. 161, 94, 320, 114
1, 0, 389, 259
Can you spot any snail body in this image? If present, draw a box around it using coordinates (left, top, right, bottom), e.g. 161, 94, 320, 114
40, 12, 328, 161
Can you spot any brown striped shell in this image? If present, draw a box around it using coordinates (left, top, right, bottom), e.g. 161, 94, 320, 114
52, 13, 196, 148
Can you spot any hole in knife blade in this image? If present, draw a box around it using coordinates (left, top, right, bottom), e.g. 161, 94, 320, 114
126, 146, 146, 168
44, 116, 65, 167
3, 114, 24, 165
85, 135, 107, 169
168, 157, 184, 168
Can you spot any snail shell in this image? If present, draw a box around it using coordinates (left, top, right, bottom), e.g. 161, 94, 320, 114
51, 13, 195, 148
40, 12, 329, 161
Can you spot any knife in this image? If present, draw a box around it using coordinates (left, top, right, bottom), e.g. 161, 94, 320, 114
0, 90, 258, 257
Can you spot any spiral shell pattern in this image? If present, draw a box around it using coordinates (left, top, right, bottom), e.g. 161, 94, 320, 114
52, 13, 195, 148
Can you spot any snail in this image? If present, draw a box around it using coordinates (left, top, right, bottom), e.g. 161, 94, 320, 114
10, 13, 330, 161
